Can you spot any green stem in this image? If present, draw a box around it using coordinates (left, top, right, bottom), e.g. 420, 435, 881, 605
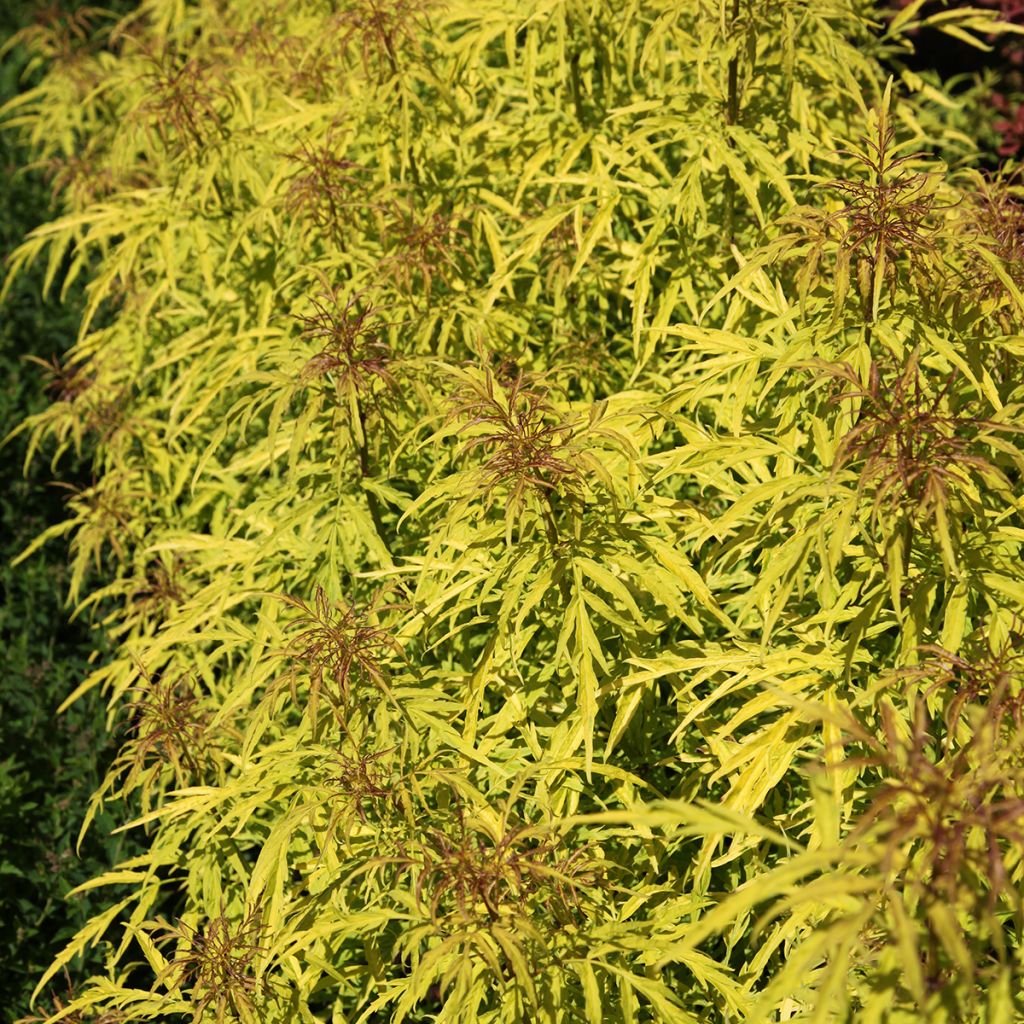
542, 490, 573, 605
724, 0, 742, 250
542, 491, 561, 549
354, 395, 389, 549
570, 49, 586, 125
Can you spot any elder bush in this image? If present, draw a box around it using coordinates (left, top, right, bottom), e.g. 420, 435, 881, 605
5, 1, 1024, 1022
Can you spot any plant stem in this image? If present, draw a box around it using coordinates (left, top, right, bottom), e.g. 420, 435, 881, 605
542, 490, 575, 605
354, 394, 389, 549
724, 0, 742, 250
903, 515, 914, 575
542, 491, 561, 548
570, 49, 586, 125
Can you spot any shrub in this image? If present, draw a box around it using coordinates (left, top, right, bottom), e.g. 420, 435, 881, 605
5, 1, 1024, 1021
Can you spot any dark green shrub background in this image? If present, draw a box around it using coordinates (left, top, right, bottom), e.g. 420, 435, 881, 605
0, 4, 132, 1018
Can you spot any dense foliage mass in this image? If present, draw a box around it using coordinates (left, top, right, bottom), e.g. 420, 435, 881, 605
6, 0, 1024, 1021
